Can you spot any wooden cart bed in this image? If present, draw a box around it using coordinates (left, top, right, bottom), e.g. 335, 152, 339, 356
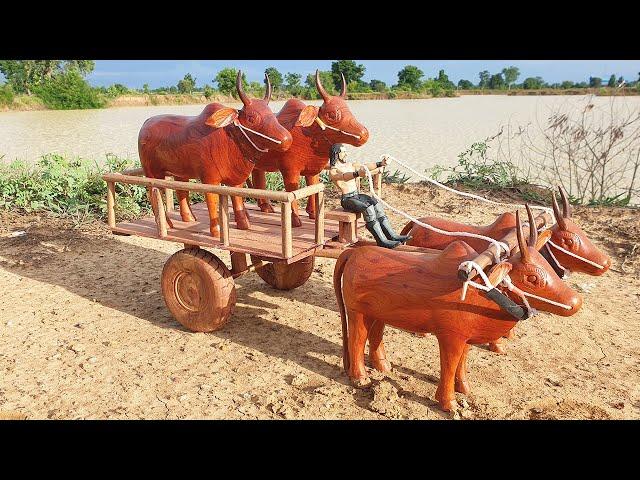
113, 201, 346, 264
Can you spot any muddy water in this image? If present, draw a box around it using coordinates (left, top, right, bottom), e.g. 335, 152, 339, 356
1, 96, 639, 200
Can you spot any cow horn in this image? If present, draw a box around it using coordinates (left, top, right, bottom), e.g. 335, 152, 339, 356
340, 72, 347, 98
516, 210, 530, 263
558, 185, 572, 218
525, 204, 538, 248
263, 73, 272, 103
551, 192, 567, 230
236, 70, 250, 106
315, 69, 330, 102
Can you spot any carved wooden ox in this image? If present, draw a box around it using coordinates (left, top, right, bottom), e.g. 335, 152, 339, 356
333, 209, 582, 412
400, 186, 611, 276
249, 70, 369, 227
138, 71, 294, 237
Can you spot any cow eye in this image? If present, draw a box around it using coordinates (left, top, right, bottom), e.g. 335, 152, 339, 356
566, 239, 573, 245
246, 113, 259, 124
325, 110, 341, 122
527, 275, 538, 284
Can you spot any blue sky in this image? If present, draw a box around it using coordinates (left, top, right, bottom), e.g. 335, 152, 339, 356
83, 60, 640, 89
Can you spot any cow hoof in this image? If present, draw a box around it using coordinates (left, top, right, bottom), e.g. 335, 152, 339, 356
351, 376, 372, 389
235, 212, 251, 230
260, 203, 275, 214
455, 380, 470, 395
209, 225, 220, 238
291, 214, 303, 228
438, 399, 459, 413
306, 209, 316, 220
489, 342, 507, 355
181, 213, 197, 223
371, 358, 392, 373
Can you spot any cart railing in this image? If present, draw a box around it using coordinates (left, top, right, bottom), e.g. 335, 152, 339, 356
102, 170, 326, 259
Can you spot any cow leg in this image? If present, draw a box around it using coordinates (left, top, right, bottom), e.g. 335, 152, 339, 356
347, 309, 371, 388
252, 169, 275, 214
282, 172, 303, 228
367, 320, 391, 373
203, 192, 220, 238
230, 185, 251, 231
454, 344, 471, 395
435, 333, 467, 412
488, 339, 507, 355
174, 176, 197, 222
304, 174, 320, 219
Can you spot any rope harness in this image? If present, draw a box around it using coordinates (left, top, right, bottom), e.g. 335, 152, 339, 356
233, 119, 282, 153
358, 154, 581, 315
315, 117, 362, 139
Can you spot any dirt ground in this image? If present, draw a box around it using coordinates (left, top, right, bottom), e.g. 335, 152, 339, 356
1, 184, 639, 420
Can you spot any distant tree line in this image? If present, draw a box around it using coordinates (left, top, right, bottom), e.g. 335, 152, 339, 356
2, 60, 639, 110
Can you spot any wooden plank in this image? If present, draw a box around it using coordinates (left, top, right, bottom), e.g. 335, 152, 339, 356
281, 201, 293, 258
315, 191, 324, 245
112, 201, 340, 262
107, 182, 116, 228
102, 173, 293, 202
218, 194, 230, 247
151, 187, 167, 238
290, 182, 324, 200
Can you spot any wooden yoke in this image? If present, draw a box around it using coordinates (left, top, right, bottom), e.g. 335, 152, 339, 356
458, 211, 553, 281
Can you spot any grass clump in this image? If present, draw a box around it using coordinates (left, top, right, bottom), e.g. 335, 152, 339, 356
0, 154, 149, 225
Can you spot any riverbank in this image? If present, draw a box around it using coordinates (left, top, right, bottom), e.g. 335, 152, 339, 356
3, 87, 639, 112
1, 182, 638, 419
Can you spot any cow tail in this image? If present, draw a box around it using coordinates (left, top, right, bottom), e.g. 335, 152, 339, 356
400, 220, 414, 237
333, 249, 354, 372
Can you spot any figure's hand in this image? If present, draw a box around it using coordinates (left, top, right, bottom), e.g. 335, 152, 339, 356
381, 155, 389, 166
358, 166, 368, 177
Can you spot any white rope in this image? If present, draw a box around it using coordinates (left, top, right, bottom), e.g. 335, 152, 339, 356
315, 118, 361, 139
382, 154, 554, 217
547, 240, 606, 270
501, 275, 573, 311
233, 120, 282, 153
361, 166, 510, 260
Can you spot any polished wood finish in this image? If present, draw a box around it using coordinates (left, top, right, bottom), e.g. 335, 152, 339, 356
138, 71, 296, 238
250, 254, 315, 290
218, 194, 230, 246
334, 211, 582, 411
161, 248, 236, 332
250, 70, 369, 227
281, 202, 293, 258
111, 202, 339, 264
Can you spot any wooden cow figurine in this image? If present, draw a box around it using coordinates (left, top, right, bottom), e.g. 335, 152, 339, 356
249, 70, 369, 227
138, 71, 294, 237
333, 208, 582, 412
400, 186, 611, 276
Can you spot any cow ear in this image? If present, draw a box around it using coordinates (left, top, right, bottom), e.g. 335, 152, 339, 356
534, 229, 552, 251
205, 107, 238, 128
295, 105, 319, 127
488, 262, 512, 286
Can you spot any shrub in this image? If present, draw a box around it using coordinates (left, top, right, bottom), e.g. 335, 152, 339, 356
0, 83, 14, 106
34, 71, 105, 110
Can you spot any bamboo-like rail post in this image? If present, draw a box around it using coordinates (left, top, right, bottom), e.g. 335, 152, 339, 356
218, 194, 230, 247
281, 201, 293, 258
107, 181, 116, 228
151, 187, 168, 238
164, 176, 174, 212
315, 191, 325, 245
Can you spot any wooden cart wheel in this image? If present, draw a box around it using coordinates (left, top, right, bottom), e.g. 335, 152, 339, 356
250, 255, 315, 291
161, 248, 236, 332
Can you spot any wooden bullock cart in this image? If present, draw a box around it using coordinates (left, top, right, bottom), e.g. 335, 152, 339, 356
102, 168, 548, 332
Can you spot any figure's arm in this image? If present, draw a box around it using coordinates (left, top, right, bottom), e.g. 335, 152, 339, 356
363, 156, 388, 172
329, 168, 361, 182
